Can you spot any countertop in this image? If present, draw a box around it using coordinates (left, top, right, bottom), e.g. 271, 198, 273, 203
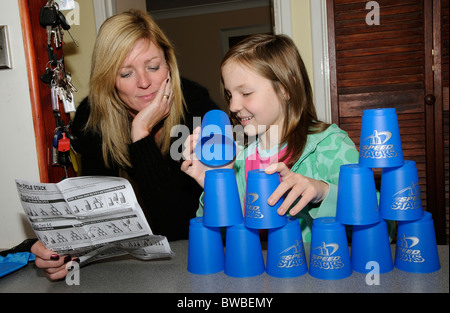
0, 240, 448, 294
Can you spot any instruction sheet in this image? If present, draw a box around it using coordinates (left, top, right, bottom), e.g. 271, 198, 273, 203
15, 176, 173, 265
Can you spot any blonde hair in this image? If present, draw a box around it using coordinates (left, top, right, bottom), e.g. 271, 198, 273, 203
220, 34, 329, 167
87, 9, 185, 168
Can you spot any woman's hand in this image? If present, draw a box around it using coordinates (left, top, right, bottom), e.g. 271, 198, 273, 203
31, 241, 76, 281
131, 75, 173, 142
181, 126, 234, 188
265, 162, 329, 216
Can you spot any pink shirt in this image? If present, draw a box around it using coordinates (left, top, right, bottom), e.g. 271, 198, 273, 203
244, 143, 290, 180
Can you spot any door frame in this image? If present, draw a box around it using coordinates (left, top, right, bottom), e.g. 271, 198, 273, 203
273, 0, 332, 123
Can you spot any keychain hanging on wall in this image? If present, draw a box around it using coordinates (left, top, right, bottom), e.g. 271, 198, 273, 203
39, 0, 79, 180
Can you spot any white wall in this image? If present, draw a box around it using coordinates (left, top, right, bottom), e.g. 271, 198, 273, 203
0, 0, 40, 248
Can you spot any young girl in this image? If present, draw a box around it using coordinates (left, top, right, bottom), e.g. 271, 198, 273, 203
182, 34, 359, 242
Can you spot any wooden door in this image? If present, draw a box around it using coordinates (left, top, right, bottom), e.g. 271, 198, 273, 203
19, 0, 75, 183
327, 0, 448, 244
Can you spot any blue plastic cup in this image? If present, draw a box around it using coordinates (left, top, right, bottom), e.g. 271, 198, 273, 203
244, 169, 287, 229
336, 164, 380, 225
203, 169, 243, 227
194, 109, 237, 167
351, 219, 394, 274
266, 217, 308, 278
309, 217, 352, 280
359, 108, 404, 168
224, 223, 265, 278
380, 160, 424, 221
395, 211, 441, 273
187, 217, 224, 275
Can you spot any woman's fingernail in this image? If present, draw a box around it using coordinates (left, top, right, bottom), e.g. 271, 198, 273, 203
63, 255, 72, 263
50, 254, 59, 261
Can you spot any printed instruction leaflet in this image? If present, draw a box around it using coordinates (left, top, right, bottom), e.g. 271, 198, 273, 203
15, 176, 173, 265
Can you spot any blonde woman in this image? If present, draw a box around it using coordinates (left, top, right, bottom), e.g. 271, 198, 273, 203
31, 10, 216, 280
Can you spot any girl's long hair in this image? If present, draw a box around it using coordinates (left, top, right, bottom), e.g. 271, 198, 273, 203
220, 34, 329, 167
87, 9, 185, 168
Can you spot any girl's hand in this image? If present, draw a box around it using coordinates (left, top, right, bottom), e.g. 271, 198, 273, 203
181, 126, 234, 188
31, 241, 77, 281
265, 162, 329, 216
131, 75, 173, 142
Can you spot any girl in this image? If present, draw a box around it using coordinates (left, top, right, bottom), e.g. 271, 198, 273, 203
182, 34, 359, 242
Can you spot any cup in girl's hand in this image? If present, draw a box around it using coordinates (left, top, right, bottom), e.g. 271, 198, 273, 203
187, 217, 224, 275
266, 217, 308, 278
380, 160, 424, 221
395, 211, 441, 273
351, 219, 394, 274
203, 168, 243, 227
224, 223, 265, 278
195, 109, 237, 167
244, 169, 287, 229
309, 217, 352, 280
336, 164, 380, 225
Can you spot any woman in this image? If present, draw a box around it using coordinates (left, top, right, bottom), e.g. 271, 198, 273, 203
32, 10, 216, 280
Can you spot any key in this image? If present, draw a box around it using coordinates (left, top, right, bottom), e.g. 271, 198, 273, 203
59, 153, 70, 178
46, 26, 53, 46
57, 10, 79, 47
52, 130, 63, 166
52, 129, 63, 148
63, 90, 76, 113
65, 72, 78, 93
39, 4, 58, 28
54, 26, 63, 48
58, 132, 71, 153
52, 29, 58, 47
53, 62, 65, 86
51, 83, 60, 111
58, 133, 72, 178
39, 3, 58, 46
59, 71, 77, 113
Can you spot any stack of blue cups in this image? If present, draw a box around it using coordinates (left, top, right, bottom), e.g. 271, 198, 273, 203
336, 108, 440, 276
188, 167, 309, 278
188, 108, 441, 279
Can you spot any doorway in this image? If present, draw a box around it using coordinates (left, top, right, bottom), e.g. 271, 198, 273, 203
147, 0, 273, 109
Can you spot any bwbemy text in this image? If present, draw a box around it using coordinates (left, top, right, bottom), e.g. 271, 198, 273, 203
177, 296, 273, 311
